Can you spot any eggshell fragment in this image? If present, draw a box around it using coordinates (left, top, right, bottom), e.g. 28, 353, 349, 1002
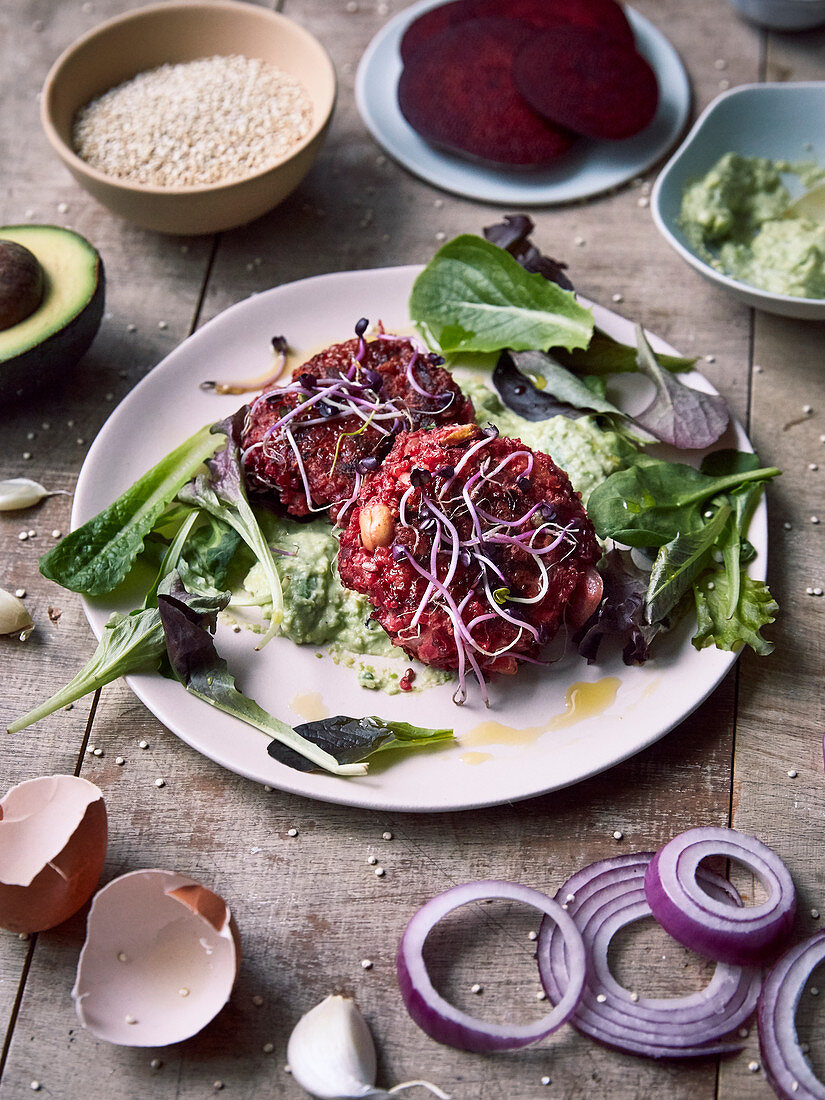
73, 870, 240, 1046
0, 774, 107, 933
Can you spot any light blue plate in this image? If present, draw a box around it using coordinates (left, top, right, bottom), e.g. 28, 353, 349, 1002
651, 82, 825, 320
355, 0, 691, 205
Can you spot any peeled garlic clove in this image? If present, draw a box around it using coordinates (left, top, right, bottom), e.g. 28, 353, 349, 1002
0, 775, 107, 933
72, 869, 240, 1046
0, 478, 67, 511
0, 588, 33, 638
287, 994, 380, 1099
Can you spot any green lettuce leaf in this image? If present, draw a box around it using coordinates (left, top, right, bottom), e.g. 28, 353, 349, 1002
693, 572, 777, 655
409, 234, 593, 355
39, 424, 221, 596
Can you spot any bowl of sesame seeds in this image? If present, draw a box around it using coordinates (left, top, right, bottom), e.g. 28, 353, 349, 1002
40, 0, 336, 235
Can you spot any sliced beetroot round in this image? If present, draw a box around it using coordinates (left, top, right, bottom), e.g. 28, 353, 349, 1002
471, 0, 635, 47
513, 25, 659, 140
400, 0, 479, 64
398, 18, 574, 168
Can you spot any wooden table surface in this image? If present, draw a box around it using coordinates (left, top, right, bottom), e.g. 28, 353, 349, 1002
1, 1, 824, 1097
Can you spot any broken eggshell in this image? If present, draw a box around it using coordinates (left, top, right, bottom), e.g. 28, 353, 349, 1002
0, 774, 107, 934
72, 869, 240, 1046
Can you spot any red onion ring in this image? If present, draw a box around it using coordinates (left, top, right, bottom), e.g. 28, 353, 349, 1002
645, 827, 796, 966
758, 931, 825, 1100
396, 880, 586, 1053
537, 853, 762, 1058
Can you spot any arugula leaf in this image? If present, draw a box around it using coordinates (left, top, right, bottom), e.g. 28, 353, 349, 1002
645, 504, 732, 623
693, 572, 777, 655
178, 411, 283, 647
573, 549, 668, 665
6, 608, 166, 734
6, 573, 228, 734
267, 715, 454, 773
587, 457, 781, 547
409, 234, 593, 355
39, 424, 221, 596
156, 592, 368, 776
631, 326, 730, 449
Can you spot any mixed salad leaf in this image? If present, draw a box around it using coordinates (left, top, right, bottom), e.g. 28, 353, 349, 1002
9, 216, 779, 775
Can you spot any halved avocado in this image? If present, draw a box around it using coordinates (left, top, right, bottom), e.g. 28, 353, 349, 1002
0, 225, 104, 398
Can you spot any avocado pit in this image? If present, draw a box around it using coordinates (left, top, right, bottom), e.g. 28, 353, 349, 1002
0, 240, 45, 331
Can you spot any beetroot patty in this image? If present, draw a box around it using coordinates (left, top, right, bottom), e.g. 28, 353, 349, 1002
397, 18, 574, 168
241, 333, 474, 520
337, 423, 600, 702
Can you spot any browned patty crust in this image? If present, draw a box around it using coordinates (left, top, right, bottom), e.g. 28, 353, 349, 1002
241, 333, 474, 520
337, 423, 600, 701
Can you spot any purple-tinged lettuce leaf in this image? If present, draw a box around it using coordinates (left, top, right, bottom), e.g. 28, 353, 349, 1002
632, 324, 729, 449
483, 214, 574, 290
573, 549, 669, 665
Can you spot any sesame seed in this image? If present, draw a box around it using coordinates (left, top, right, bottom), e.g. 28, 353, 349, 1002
812, 516, 820, 524
361, 959, 373, 970
637, 196, 649, 208
178, 987, 189, 997
566, 893, 576, 902
139, 739, 149, 748
125, 1015, 137, 1025
27, 530, 36, 538
471, 983, 483, 994
748, 1061, 760, 1073
74, 56, 313, 188
252, 995, 264, 1006
287, 827, 298, 837
541, 1076, 551, 1086
213, 1084, 224, 1092
346, 0, 359, 10
150, 1058, 162, 1069
705, 354, 716, 363
158, 321, 168, 330
613, 830, 623, 841
93, 747, 103, 757
18, 532, 28, 541
536, 990, 546, 1001
714, 58, 727, 69
812, 909, 820, 919
435, 231, 446, 241
784, 521, 793, 530
18, 932, 29, 940
738, 1027, 749, 1038
118, 951, 128, 962
367, 855, 377, 865
263, 1042, 274, 1054
719, 79, 730, 90
57, 201, 69, 214
15, 588, 26, 598
630, 991, 639, 1002
154, 778, 165, 788
22, 451, 32, 461
574, 235, 586, 245
26, 431, 35, 440
596, 993, 607, 1003
787, 768, 798, 778
754, 363, 763, 372
382, 831, 393, 840
115, 756, 125, 765
87, 744, 96, 754
374, 866, 385, 877
612, 293, 624, 303
803, 405, 813, 414
51, 529, 62, 539
810, 464, 819, 471
264, 785, 273, 792
811, 986, 820, 996
528, 930, 538, 941
76, 438, 85, 446
30, 1083, 41, 1092
64, 703, 73, 711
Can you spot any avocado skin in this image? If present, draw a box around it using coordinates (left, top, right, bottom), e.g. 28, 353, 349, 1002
0, 274, 105, 399
0, 227, 105, 400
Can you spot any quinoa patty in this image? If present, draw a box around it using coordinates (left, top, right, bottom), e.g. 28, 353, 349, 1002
337, 422, 601, 703
241, 330, 474, 520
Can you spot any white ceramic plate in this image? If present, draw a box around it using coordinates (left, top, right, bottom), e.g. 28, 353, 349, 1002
355, 0, 691, 205
73, 266, 764, 812
652, 83, 825, 321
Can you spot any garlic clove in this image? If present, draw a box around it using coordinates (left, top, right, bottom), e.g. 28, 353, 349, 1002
0, 478, 68, 512
0, 588, 34, 639
287, 994, 381, 1099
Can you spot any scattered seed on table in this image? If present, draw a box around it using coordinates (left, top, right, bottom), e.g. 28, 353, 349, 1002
714, 58, 727, 69
596, 993, 607, 1003
612, 293, 624, 303
630, 991, 639, 1002
528, 930, 538, 941
64, 703, 73, 711
154, 778, 165, 788
705, 354, 716, 363
139, 740, 149, 749
18, 532, 28, 541
748, 1061, 760, 1073
471, 983, 483, 994
374, 866, 385, 877
52, 529, 62, 538
541, 1076, 551, 1086
738, 1027, 749, 1038
158, 321, 168, 330
613, 830, 624, 841
812, 517, 820, 525
252, 995, 264, 1006
361, 959, 373, 970
784, 521, 793, 530
367, 855, 377, 865
93, 747, 103, 757
811, 986, 820, 996
812, 909, 820, 919
150, 1058, 162, 1070
15, 588, 26, 598
19, 932, 29, 940
810, 464, 819, 471
787, 769, 798, 778
263, 1042, 275, 1054
382, 831, 393, 840
29, 1083, 40, 1093
637, 196, 649, 208
536, 990, 546, 1001
115, 756, 125, 766
287, 827, 298, 837
213, 1084, 224, 1092
803, 405, 813, 414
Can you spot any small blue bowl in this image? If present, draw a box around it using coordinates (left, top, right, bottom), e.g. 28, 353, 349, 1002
651, 82, 825, 320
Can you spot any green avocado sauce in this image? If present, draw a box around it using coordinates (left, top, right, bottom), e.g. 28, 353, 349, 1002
242, 378, 631, 695
680, 152, 825, 299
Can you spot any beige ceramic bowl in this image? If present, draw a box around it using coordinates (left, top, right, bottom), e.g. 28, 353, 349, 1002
41, 0, 336, 235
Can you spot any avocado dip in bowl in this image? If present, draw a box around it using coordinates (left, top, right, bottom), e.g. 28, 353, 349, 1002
651, 82, 825, 320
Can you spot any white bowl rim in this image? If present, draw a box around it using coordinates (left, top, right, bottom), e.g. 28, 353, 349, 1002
651, 81, 825, 307
40, 0, 337, 198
